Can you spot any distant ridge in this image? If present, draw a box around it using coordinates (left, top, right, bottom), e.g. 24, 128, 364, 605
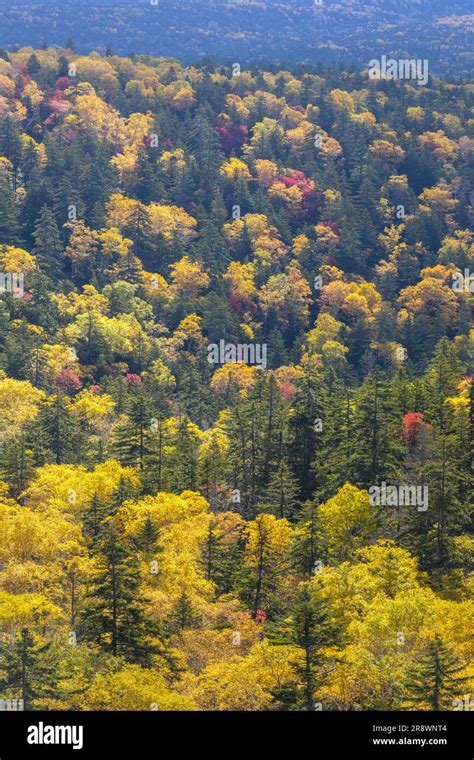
0, 0, 472, 75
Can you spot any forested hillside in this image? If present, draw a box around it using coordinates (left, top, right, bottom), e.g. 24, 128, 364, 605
0, 46, 472, 711
0, 0, 472, 75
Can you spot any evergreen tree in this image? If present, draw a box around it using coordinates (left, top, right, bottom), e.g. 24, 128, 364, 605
260, 458, 299, 520
125, 201, 155, 268
0, 628, 56, 711
270, 582, 339, 711
82, 493, 107, 544
0, 172, 22, 244
238, 514, 291, 619
288, 363, 330, 500
292, 501, 323, 577
405, 635, 468, 710
187, 108, 223, 205
134, 515, 161, 559
349, 370, 404, 487
201, 518, 244, 595
34, 395, 77, 465
164, 415, 199, 492
81, 525, 167, 666
32, 205, 63, 280
112, 385, 154, 471
166, 591, 202, 634
1, 437, 35, 497
107, 475, 138, 514
409, 340, 470, 581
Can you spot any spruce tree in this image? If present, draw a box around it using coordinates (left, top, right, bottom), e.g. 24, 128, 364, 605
166, 591, 202, 634
82, 493, 107, 544
1, 437, 35, 497
260, 458, 299, 520
405, 635, 468, 710
349, 369, 404, 487
291, 501, 323, 577
134, 515, 161, 559
125, 201, 155, 268
0, 173, 22, 244
34, 394, 77, 465
270, 582, 339, 711
112, 385, 154, 471
288, 362, 330, 500
201, 518, 244, 595
412, 340, 470, 580
81, 524, 167, 666
32, 205, 63, 280
0, 628, 56, 711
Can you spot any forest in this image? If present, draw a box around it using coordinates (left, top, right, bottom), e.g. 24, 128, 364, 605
0, 44, 472, 711
0, 1, 472, 75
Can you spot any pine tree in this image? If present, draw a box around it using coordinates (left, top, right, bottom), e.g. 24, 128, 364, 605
112, 385, 154, 471
0, 172, 22, 244
81, 524, 167, 666
134, 516, 160, 559
405, 635, 468, 710
350, 369, 404, 487
260, 458, 299, 520
0, 628, 56, 711
201, 518, 244, 595
34, 395, 78, 465
292, 500, 323, 577
32, 205, 63, 280
166, 591, 202, 634
125, 201, 155, 268
270, 582, 339, 711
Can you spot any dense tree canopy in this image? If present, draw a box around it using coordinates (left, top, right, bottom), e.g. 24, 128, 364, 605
0, 47, 471, 711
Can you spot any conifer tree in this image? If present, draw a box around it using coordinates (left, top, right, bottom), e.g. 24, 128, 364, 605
165, 415, 199, 492
238, 514, 292, 619
260, 458, 299, 520
1, 437, 35, 497
349, 369, 403, 487
0, 173, 22, 244
270, 582, 339, 711
201, 518, 244, 595
32, 205, 63, 280
81, 525, 167, 666
292, 501, 322, 577
34, 394, 78, 465
166, 591, 202, 634
405, 635, 468, 710
125, 202, 155, 267
0, 628, 56, 711
412, 340, 470, 580
112, 386, 154, 471
134, 516, 160, 559
82, 493, 107, 544
288, 363, 330, 500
